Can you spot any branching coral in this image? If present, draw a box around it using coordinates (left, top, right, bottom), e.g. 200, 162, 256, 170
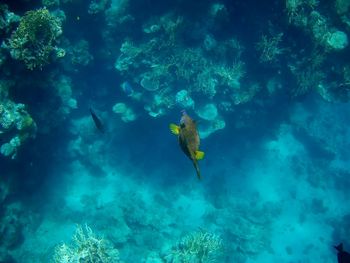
164, 230, 224, 263
256, 33, 284, 63
289, 50, 326, 97
8, 8, 64, 70
286, 0, 319, 26
52, 224, 123, 263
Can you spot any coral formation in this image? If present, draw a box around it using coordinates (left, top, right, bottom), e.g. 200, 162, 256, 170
112, 102, 137, 122
68, 40, 93, 67
163, 230, 224, 263
0, 99, 36, 159
0, 0, 349, 262
52, 225, 123, 263
256, 33, 284, 63
175, 90, 195, 109
8, 8, 63, 70
0, 4, 20, 35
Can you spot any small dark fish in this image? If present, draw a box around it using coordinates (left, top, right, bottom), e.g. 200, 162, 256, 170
169, 111, 204, 180
335, 243, 350, 263
89, 107, 104, 133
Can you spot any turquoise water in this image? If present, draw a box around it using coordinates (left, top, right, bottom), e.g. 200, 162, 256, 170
0, 0, 350, 262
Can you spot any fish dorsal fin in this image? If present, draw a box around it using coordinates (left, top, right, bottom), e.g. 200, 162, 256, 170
169, 123, 180, 135
195, 150, 205, 160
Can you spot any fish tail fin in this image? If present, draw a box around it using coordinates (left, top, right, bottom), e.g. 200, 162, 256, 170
169, 123, 180, 135
334, 243, 343, 252
195, 150, 205, 160
193, 161, 201, 180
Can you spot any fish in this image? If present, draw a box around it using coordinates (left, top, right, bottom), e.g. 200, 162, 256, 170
89, 107, 105, 133
335, 243, 350, 263
169, 110, 205, 179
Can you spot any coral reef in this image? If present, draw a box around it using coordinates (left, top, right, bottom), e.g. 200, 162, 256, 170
52, 224, 123, 263
0, 0, 349, 262
0, 98, 37, 159
114, 12, 250, 135
7, 8, 64, 70
163, 230, 224, 263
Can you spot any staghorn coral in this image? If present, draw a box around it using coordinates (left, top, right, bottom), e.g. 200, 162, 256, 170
288, 50, 326, 97
52, 224, 123, 263
256, 33, 284, 63
163, 229, 224, 263
286, 0, 319, 26
8, 8, 64, 70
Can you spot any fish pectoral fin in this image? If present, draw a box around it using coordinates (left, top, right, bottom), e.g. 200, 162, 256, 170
195, 150, 205, 160
169, 123, 180, 135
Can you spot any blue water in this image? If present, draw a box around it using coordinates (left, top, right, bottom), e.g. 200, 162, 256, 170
1, 0, 350, 262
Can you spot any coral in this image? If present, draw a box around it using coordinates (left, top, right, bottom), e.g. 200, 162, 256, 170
197, 118, 226, 139
69, 40, 93, 66
88, 0, 109, 14
8, 8, 63, 70
209, 3, 228, 21
335, 0, 350, 14
42, 0, 60, 8
325, 30, 348, 50
163, 230, 224, 263
52, 224, 123, 263
286, 0, 319, 26
0, 100, 37, 159
195, 104, 218, 121
115, 40, 142, 72
54, 75, 77, 115
105, 0, 130, 28
289, 50, 326, 97
144, 87, 176, 118
256, 33, 284, 63
112, 102, 137, 122
140, 76, 160, 92
0, 4, 20, 34
114, 13, 246, 123
175, 90, 195, 109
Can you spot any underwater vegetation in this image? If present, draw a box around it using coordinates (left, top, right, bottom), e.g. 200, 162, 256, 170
0, 0, 350, 262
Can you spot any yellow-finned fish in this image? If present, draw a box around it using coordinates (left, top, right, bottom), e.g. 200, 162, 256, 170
169, 110, 205, 180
